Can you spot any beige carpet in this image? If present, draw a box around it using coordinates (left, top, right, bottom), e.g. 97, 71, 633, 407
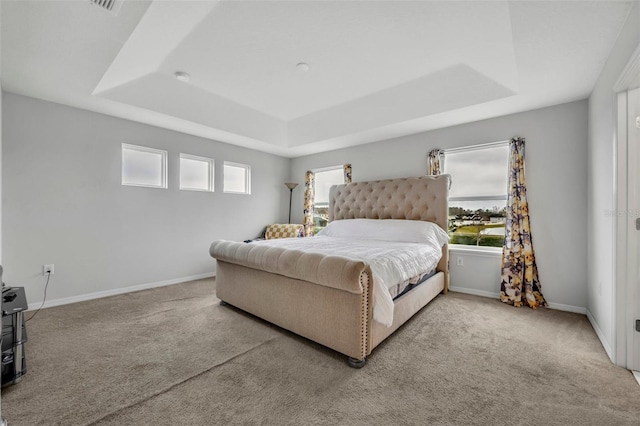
3, 278, 640, 425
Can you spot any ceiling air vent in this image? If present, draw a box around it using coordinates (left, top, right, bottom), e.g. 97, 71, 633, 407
89, 0, 123, 16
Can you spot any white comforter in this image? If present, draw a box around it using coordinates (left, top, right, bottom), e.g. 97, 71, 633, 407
253, 236, 442, 327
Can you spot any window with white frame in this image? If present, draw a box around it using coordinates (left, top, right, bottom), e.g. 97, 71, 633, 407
122, 143, 167, 189
223, 161, 251, 194
313, 166, 344, 232
180, 154, 214, 192
443, 142, 509, 248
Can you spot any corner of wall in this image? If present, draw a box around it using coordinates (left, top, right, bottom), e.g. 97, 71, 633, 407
586, 308, 614, 360
586, 0, 640, 367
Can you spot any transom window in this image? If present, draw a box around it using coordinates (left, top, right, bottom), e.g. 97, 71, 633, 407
224, 162, 251, 194
180, 154, 214, 192
121, 144, 167, 189
443, 142, 509, 247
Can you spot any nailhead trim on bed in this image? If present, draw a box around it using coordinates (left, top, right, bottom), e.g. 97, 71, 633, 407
360, 270, 370, 360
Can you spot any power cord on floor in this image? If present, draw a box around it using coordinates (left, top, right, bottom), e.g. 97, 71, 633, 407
26, 272, 51, 322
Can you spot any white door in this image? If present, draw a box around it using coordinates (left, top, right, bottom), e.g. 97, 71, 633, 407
630, 87, 640, 371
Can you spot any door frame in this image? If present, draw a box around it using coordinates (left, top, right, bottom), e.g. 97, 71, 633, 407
614, 43, 640, 370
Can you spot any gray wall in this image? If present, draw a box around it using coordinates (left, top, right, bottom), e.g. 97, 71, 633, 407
2, 93, 290, 306
0, 4, 3, 418
1, 94, 591, 313
0, 1, 3, 265
587, 2, 640, 361
291, 100, 588, 310
0, 67, 2, 267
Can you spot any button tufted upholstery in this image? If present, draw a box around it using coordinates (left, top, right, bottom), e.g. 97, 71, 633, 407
328, 175, 450, 232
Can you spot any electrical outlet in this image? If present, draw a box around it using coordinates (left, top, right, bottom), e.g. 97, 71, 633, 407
456, 257, 463, 267
43, 264, 54, 275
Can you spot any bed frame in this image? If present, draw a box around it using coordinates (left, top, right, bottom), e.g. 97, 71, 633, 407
210, 175, 450, 367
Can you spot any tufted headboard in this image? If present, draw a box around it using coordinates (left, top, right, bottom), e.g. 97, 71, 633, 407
329, 175, 450, 230
328, 175, 450, 289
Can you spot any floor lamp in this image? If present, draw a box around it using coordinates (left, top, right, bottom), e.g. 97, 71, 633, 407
284, 182, 298, 224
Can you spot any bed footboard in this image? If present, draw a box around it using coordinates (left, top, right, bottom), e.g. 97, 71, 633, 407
216, 261, 374, 361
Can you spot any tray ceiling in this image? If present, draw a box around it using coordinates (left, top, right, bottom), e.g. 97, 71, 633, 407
1, 1, 634, 157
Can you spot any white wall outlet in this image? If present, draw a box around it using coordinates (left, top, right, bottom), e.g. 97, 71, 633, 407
43, 264, 54, 275
456, 257, 463, 266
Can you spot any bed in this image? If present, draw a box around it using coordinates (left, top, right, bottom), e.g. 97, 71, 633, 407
209, 175, 450, 367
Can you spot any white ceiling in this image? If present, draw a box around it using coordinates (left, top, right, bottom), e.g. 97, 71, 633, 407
0, 1, 634, 157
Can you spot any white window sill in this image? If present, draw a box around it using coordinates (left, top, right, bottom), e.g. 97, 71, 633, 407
448, 244, 502, 258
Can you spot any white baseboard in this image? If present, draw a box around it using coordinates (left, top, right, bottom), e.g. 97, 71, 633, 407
586, 308, 614, 360
449, 286, 500, 299
546, 302, 586, 314
27, 272, 216, 311
449, 286, 587, 314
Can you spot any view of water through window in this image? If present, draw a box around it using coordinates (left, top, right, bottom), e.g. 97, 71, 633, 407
448, 200, 506, 247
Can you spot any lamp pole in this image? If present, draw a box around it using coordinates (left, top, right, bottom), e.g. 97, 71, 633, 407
284, 183, 299, 223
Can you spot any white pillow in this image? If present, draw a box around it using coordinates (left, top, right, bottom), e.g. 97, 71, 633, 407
317, 218, 449, 247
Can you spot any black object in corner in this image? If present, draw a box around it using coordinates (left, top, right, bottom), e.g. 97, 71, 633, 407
2, 286, 28, 387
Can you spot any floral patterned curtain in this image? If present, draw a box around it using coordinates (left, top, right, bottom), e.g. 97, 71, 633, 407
343, 164, 352, 184
303, 171, 315, 237
500, 137, 546, 309
428, 149, 443, 175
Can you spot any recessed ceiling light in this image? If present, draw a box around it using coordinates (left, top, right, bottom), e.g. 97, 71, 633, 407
296, 62, 310, 72
174, 71, 190, 83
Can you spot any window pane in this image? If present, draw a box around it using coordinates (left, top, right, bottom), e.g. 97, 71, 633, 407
314, 167, 345, 233
314, 168, 344, 205
449, 200, 506, 247
224, 163, 250, 194
445, 143, 508, 248
180, 156, 213, 191
445, 145, 509, 199
122, 145, 166, 188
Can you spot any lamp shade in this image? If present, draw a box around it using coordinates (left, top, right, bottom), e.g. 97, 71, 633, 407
284, 182, 298, 190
